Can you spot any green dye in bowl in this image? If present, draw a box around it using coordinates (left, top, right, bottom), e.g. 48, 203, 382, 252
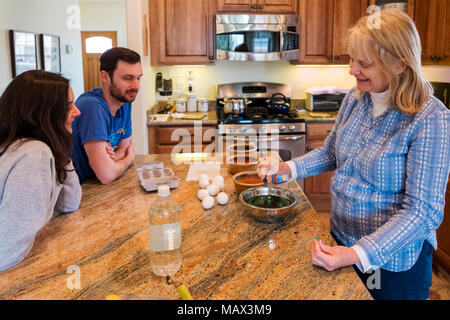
247, 195, 292, 209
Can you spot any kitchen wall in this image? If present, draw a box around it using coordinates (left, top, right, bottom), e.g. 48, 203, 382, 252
126, 0, 155, 155
79, 0, 128, 47
0, 0, 84, 97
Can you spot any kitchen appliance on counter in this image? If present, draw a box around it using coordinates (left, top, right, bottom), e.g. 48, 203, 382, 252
216, 14, 299, 61
216, 82, 306, 189
305, 92, 346, 112
431, 82, 449, 109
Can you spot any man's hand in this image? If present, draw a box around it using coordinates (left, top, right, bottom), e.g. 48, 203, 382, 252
106, 143, 118, 160
311, 239, 360, 271
85, 139, 135, 185
106, 138, 133, 162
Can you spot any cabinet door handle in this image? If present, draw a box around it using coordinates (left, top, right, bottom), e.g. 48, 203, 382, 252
306, 146, 313, 152
328, 56, 333, 60
209, 55, 214, 60
251, 4, 257, 9
259, 4, 264, 9
334, 56, 340, 60
438, 56, 442, 61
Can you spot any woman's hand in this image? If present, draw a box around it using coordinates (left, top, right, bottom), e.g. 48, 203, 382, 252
257, 153, 291, 181
311, 239, 360, 271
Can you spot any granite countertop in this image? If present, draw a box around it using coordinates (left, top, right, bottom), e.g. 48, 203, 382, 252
294, 109, 338, 122
146, 100, 337, 127
147, 110, 218, 127
0, 154, 370, 300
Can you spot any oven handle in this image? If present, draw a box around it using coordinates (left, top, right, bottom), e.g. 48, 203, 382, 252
258, 135, 304, 142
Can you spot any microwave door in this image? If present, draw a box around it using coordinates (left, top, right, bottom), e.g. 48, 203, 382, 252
216, 28, 281, 61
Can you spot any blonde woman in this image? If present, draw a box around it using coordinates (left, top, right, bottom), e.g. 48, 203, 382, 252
258, 11, 450, 300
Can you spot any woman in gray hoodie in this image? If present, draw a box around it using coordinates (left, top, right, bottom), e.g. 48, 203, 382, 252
0, 70, 82, 271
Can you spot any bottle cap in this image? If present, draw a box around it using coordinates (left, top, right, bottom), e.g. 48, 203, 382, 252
157, 185, 170, 197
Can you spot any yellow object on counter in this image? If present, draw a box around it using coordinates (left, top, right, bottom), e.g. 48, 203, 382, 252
167, 275, 194, 300
105, 294, 122, 300
177, 284, 193, 300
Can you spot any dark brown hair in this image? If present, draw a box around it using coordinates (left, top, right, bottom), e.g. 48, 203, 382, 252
100, 47, 141, 79
0, 70, 73, 183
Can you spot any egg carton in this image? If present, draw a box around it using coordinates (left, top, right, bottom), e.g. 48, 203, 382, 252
137, 162, 179, 192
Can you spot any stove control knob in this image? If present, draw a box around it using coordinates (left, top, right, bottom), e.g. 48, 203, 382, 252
260, 127, 267, 133
228, 128, 235, 133
241, 127, 248, 133
289, 125, 296, 132
279, 125, 286, 132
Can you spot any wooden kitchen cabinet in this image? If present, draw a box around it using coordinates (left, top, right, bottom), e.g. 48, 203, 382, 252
434, 178, 450, 273
303, 122, 335, 206
217, 0, 298, 13
148, 125, 217, 154
149, 0, 215, 66
298, 0, 369, 64
413, 0, 450, 65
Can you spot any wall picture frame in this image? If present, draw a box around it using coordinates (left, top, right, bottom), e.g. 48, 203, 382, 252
9, 30, 38, 78
40, 34, 62, 73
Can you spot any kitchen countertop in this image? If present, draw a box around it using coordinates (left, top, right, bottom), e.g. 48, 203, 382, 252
294, 109, 338, 122
147, 110, 218, 126
146, 109, 337, 127
0, 154, 370, 300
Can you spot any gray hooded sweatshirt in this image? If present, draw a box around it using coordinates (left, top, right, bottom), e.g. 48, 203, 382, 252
0, 140, 82, 271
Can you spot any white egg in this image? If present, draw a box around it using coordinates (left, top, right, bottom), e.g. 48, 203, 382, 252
213, 175, 224, 185
217, 192, 229, 205
215, 181, 225, 191
197, 189, 209, 201
202, 195, 214, 210
198, 173, 209, 182
199, 178, 209, 189
213, 176, 225, 191
207, 184, 220, 196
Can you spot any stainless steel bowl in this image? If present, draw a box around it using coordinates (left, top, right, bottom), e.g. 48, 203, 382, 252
239, 186, 299, 223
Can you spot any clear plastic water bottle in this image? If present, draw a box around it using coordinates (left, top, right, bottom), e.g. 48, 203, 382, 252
149, 185, 182, 276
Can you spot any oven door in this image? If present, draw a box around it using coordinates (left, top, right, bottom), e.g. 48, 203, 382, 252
221, 133, 306, 188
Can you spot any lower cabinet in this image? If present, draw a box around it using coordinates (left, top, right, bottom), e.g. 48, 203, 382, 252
303, 121, 335, 209
148, 125, 217, 154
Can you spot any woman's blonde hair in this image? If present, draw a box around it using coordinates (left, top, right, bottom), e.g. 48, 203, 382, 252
347, 10, 433, 114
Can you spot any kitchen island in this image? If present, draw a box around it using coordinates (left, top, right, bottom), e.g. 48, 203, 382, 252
0, 154, 371, 300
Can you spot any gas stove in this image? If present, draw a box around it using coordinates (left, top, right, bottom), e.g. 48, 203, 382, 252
216, 83, 306, 185
216, 82, 305, 135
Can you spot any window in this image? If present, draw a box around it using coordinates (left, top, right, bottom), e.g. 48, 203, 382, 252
85, 36, 113, 54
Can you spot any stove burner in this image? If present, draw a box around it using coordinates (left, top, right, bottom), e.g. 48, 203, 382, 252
218, 107, 302, 124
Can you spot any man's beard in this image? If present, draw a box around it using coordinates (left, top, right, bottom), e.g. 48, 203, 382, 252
109, 79, 138, 103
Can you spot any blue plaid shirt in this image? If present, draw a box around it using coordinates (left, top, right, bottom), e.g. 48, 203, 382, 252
289, 88, 450, 272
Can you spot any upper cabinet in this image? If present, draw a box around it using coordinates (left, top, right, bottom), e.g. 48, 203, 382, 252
217, 0, 298, 14
149, 0, 215, 66
413, 0, 450, 65
297, 0, 369, 64
148, 0, 450, 66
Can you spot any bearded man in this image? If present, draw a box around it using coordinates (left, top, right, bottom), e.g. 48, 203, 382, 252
72, 47, 143, 184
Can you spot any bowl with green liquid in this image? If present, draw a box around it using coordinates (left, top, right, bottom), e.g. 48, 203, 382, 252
239, 186, 299, 223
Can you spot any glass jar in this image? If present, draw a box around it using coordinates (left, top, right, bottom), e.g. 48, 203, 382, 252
197, 98, 209, 112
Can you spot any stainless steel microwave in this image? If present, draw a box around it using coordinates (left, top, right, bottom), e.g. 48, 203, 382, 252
216, 14, 299, 61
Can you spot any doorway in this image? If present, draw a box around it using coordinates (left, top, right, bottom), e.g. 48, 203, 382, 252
81, 31, 117, 92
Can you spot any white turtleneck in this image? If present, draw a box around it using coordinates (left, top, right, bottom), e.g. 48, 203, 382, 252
370, 90, 389, 118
